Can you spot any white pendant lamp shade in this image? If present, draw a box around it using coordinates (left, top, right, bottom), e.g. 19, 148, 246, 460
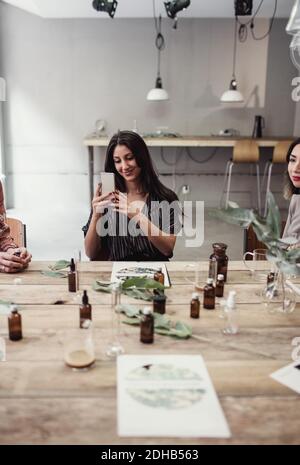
147, 15, 169, 102
0, 78, 6, 102
147, 77, 169, 101
221, 19, 244, 104
221, 78, 244, 103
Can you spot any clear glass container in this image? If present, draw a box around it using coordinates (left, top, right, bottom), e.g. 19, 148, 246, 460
106, 284, 125, 358
64, 320, 95, 371
262, 272, 296, 314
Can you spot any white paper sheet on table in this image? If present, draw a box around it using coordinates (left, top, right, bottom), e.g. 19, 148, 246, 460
117, 354, 231, 438
270, 360, 300, 394
111, 262, 171, 287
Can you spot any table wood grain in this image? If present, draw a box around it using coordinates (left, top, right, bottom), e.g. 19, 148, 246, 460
0, 261, 299, 445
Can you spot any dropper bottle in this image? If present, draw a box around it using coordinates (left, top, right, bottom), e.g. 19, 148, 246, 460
222, 290, 239, 335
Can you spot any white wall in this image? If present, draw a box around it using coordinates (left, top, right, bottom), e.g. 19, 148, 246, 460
0, 3, 296, 258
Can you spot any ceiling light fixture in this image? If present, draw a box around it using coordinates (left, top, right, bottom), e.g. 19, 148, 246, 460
220, 17, 244, 103
147, 14, 169, 101
92, 0, 118, 18
164, 0, 190, 28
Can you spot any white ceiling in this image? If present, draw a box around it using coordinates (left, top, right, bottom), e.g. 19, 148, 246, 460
1, 0, 296, 19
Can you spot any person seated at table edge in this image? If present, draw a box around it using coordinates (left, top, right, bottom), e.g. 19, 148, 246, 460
0, 181, 32, 273
83, 130, 182, 261
282, 137, 300, 248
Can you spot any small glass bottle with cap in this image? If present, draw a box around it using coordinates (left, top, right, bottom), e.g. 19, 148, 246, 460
223, 290, 239, 335
68, 258, 77, 293
153, 294, 167, 314
80, 290, 92, 328
154, 268, 164, 285
140, 307, 154, 344
203, 278, 215, 310
190, 292, 200, 318
8, 305, 23, 341
215, 274, 225, 298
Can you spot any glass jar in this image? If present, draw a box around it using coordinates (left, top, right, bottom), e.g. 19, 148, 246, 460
262, 271, 296, 314
210, 243, 229, 282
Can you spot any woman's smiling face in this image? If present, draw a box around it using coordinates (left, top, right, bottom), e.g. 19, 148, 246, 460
288, 144, 300, 189
113, 144, 141, 183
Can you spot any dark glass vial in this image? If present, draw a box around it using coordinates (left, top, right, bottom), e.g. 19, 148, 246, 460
203, 278, 215, 310
154, 268, 165, 285
215, 274, 225, 298
68, 258, 77, 292
190, 292, 200, 319
80, 290, 92, 328
267, 272, 276, 285
153, 294, 167, 314
8, 306, 22, 341
140, 307, 154, 344
210, 243, 229, 282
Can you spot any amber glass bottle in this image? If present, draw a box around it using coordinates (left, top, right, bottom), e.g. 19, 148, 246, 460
140, 307, 154, 344
68, 258, 77, 292
154, 268, 165, 285
80, 290, 92, 328
215, 274, 225, 298
190, 292, 200, 318
210, 243, 229, 282
203, 278, 215, 310
8, 306, 23, 341
153, 294, 167, 314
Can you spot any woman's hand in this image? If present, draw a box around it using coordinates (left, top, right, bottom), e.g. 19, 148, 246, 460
0, 248, 32, 273
113, 191, 144, 221
92, 184, 115, 219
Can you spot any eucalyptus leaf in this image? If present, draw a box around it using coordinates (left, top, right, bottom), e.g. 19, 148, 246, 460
227, 201, 240, 209
279, 237, 298, 245
153, 313, 171, 330
50, 260, 71, 271
122, 317, 141, 326
42, 270, 68, 278
122, 277, 164, 290
118, 304, 140, 318
266, 192, 281, 239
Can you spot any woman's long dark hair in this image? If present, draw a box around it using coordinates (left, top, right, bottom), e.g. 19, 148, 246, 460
105, 130, 178, 203
284, 138, 300, 199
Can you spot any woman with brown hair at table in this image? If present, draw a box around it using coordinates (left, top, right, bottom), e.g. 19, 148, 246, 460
282, 138, 300, 247
0, 181, 32, 273
83, 130, 182, 261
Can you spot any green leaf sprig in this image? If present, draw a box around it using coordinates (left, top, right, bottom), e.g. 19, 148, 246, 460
210, 192, 300, 276
93, 276, 165, 301
118, 304, 192, 339
41, 260, 71, 278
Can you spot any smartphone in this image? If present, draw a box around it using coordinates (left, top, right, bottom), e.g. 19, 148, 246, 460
100, 172, 115, 196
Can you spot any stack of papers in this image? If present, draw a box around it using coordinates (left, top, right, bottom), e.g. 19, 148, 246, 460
111, 262, 171, 288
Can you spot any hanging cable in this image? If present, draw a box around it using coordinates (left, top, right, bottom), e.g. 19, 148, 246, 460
235, 0, 277, 43
160, 147, 183, 166
185, 147, 219, 164
250, 0, 277, 40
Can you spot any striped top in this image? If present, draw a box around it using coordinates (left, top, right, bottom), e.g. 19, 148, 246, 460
82, 193, 182, 261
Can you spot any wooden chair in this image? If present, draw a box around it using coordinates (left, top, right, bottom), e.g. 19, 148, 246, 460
6, 217, 27, 248
220, 139, 261, 214
262, 140, 293, 217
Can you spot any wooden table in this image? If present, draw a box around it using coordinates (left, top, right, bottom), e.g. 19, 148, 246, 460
0, 261, 299, 445
84, 135, 290, 202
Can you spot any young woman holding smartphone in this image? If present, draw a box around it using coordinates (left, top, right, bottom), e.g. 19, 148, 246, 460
83, 131, 182, 261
